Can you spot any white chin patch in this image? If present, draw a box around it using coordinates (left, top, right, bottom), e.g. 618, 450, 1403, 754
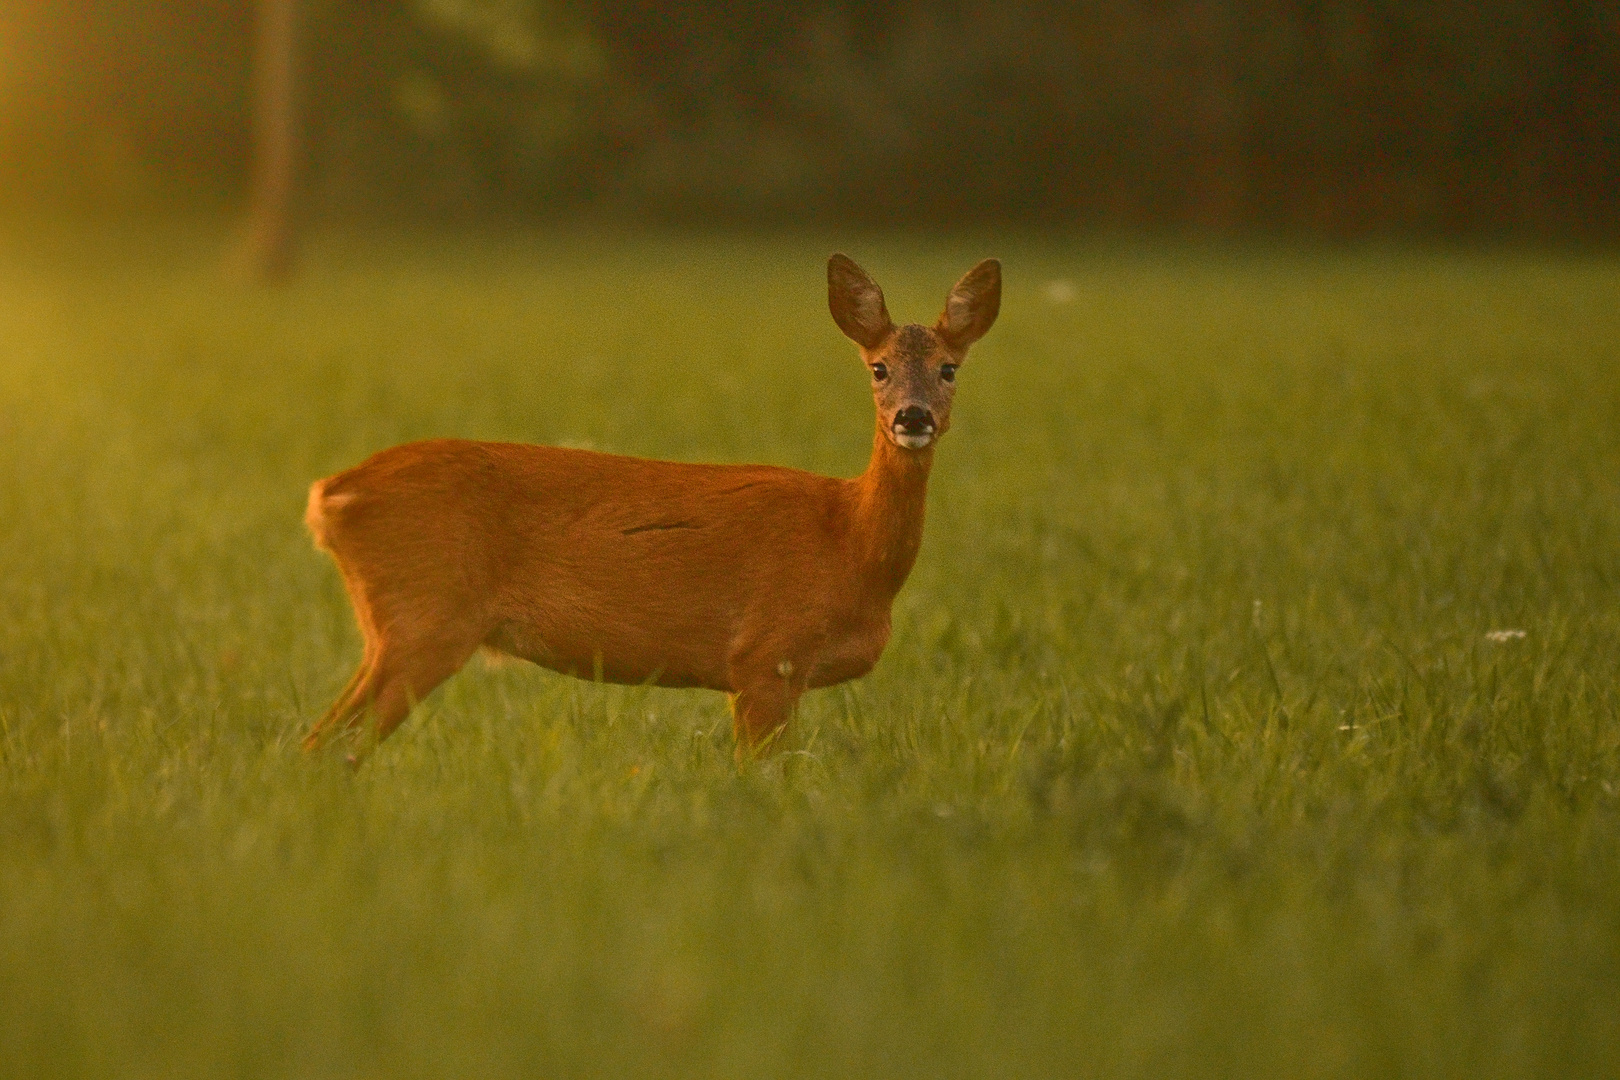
893, 430, 934, 449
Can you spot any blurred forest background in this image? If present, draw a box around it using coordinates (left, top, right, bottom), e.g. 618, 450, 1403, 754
0, 0, 1617, 236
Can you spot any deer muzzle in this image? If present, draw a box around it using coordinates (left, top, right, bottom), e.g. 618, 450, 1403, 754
891, 406, 937, 449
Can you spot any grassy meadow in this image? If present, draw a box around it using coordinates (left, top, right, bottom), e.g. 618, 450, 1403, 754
1, 222, 1618, 1078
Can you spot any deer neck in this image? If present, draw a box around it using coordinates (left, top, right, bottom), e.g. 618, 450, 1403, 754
849, 423, 935, 597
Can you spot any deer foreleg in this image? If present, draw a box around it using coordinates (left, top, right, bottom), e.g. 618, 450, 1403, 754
728, 657, 805, 763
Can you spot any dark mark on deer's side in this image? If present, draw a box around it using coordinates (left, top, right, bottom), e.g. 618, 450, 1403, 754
622, 521, 699, 535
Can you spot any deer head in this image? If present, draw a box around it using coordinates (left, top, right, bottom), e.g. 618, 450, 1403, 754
828, 254, 1001, 450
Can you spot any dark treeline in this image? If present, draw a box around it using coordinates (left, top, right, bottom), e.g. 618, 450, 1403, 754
3, 0, 1617, 234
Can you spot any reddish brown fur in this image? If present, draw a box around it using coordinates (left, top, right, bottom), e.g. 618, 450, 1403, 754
301, 255, 1000, 762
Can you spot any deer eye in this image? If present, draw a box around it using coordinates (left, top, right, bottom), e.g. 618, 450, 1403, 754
871, 362, 889, 382
940, 364, 958, 383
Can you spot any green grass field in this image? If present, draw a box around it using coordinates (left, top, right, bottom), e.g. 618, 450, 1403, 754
2, 223, 1618, 1078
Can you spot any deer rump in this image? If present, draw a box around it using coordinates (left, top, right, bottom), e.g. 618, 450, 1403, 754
307, 438, 891, 695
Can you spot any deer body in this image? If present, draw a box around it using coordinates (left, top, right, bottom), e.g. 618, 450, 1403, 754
302, 255, 999, 761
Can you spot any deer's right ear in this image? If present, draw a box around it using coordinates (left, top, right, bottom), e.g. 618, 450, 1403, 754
828, 254, 893, 349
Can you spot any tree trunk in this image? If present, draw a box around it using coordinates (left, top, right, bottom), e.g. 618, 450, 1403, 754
1187, 0, 1245, 232
238, 0, 298, 282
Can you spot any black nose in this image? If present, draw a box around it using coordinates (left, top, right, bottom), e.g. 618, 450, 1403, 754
894, 406, 935, 434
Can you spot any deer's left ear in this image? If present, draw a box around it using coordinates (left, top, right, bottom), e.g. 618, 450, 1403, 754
935, 259, 1001, 349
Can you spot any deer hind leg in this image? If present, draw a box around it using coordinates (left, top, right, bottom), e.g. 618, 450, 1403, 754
306, 628, 484, 761
304, 554, 486, 757
303, 553, 389, 753
366, 636, 480, 755
301, 651, 379, 752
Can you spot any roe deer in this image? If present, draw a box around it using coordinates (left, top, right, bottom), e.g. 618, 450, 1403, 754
301, 254, 1001, 763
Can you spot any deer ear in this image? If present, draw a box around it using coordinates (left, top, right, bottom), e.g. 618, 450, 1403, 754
936, 258, 1001, 349
828, 254, 893, 349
